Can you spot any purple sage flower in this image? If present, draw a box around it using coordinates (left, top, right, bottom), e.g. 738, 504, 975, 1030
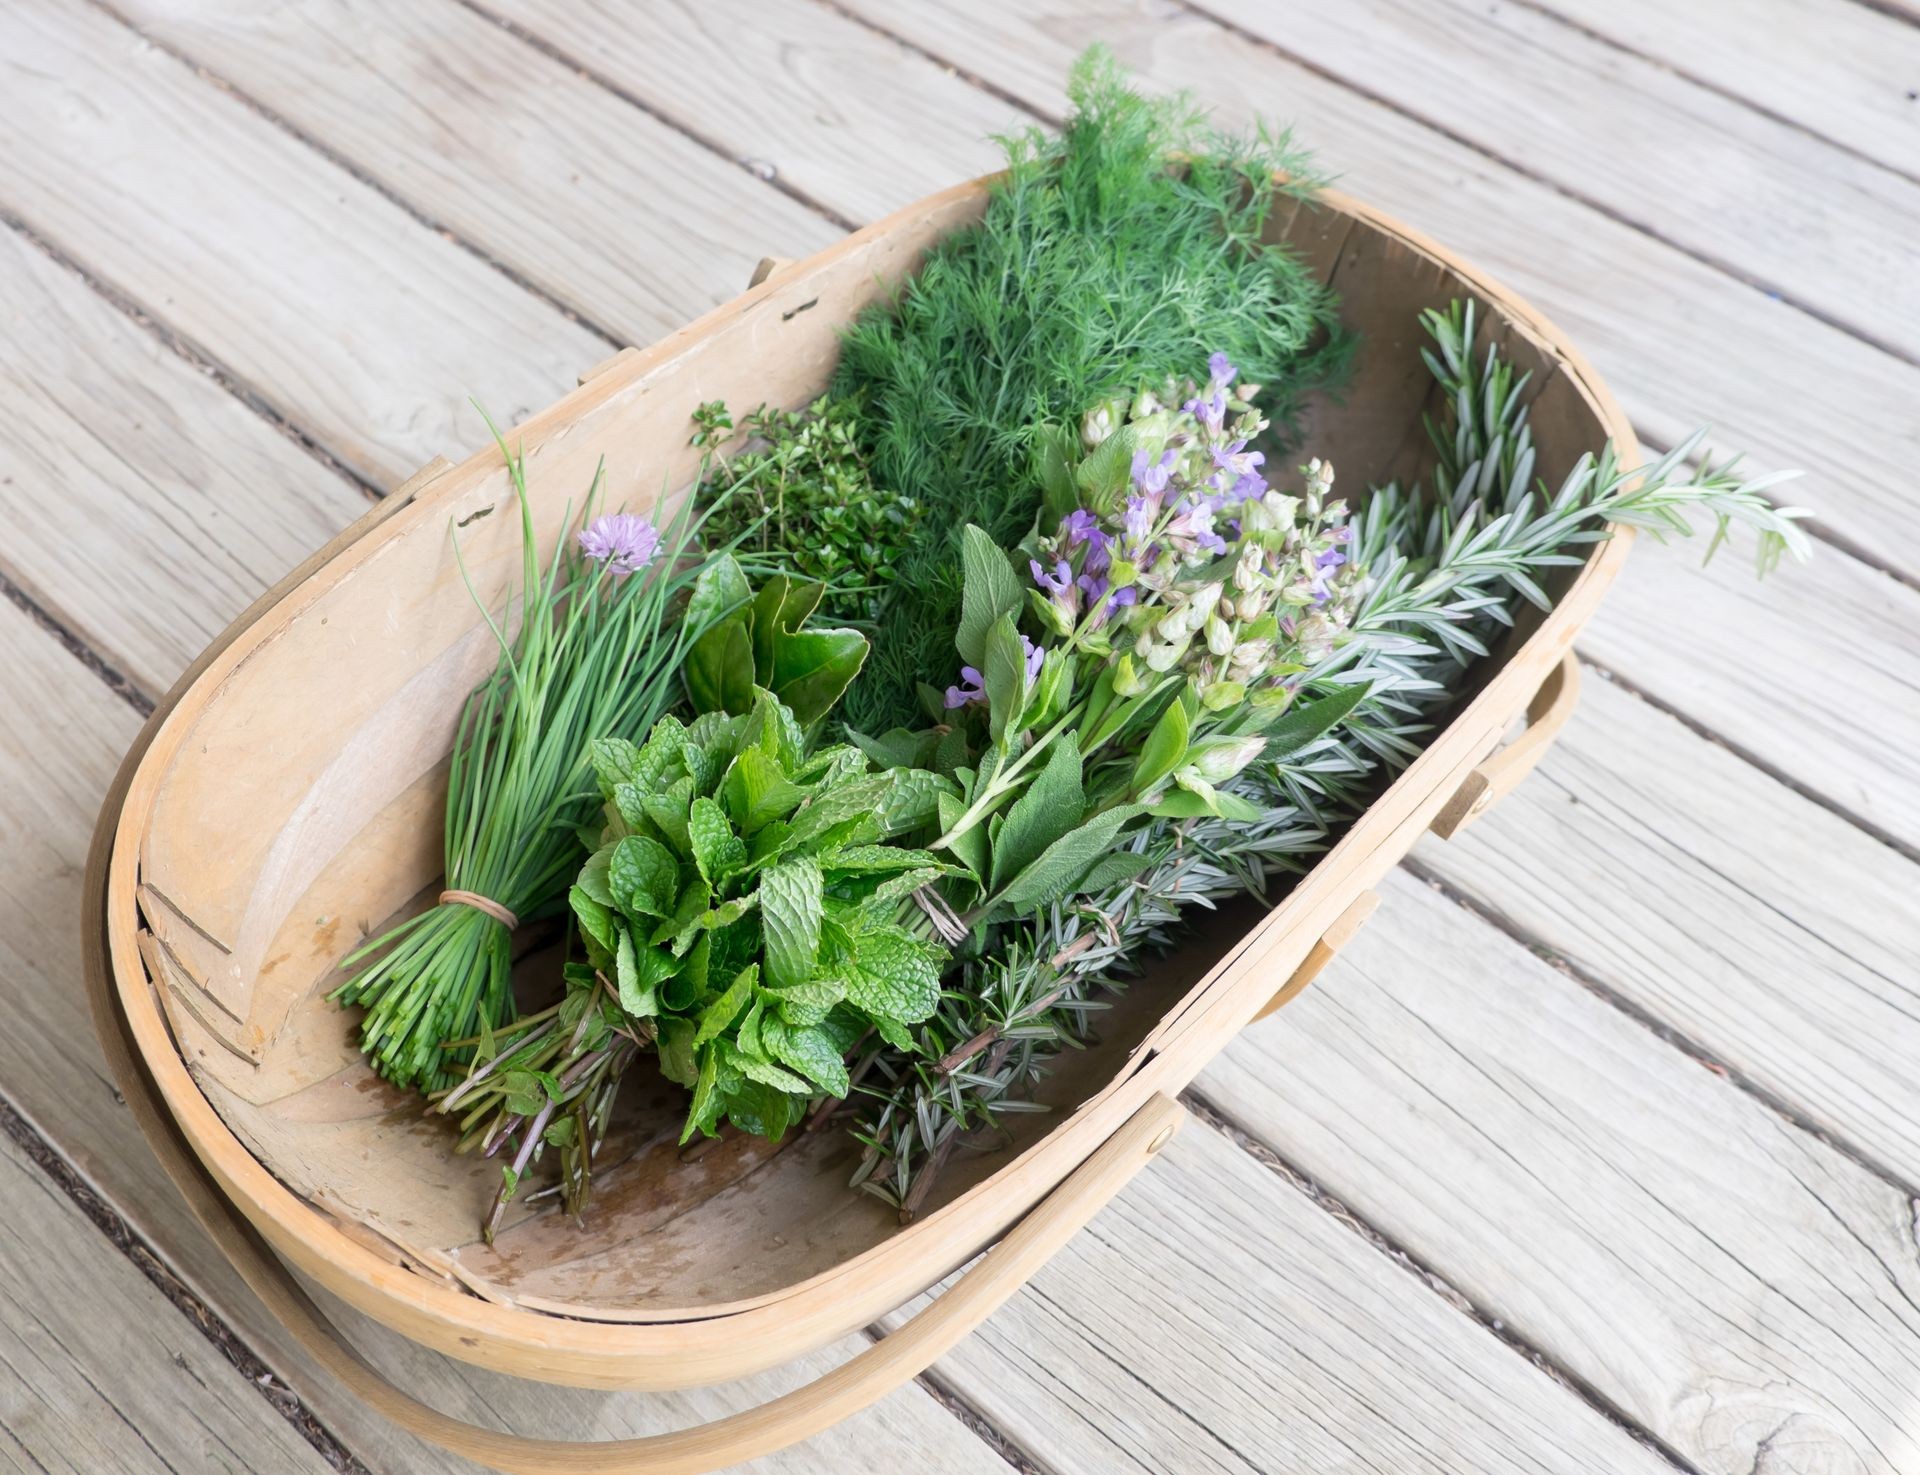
1061, 508, 1102, 544
1207, 351, 1237, 387
1124, 494, 1154, 543
944, 665, 986, 709
1030, 557, 1073, 597
1022, 634, 1044, 683
579, 513, 661, 575
1130, 448, 1175, 496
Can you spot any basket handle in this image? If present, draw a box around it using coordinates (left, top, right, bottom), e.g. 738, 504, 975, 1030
84, 890, 1180, 1475
1430, 651, 1581, 840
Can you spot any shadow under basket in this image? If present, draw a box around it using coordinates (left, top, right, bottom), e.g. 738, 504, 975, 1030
85, 174, 1634, 1474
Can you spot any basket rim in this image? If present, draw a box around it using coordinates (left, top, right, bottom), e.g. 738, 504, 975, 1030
94, 171, 1638, 1387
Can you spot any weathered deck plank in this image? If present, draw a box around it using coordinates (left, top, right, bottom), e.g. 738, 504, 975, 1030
0, 1128, 342, 1475
482, 0, 1019, 227
1413, 668, 1920, 1184
1530, 0, 1920, 180
0, 228, 364, 697
0, 0, 603, 486
1199, 0, 1920, 357
101, 0, 843, 347
1198, 869, 1920, 1475
884, 1123, 1677, 1475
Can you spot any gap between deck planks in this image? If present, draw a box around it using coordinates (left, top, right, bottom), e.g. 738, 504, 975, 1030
0, 0, 1912, 1467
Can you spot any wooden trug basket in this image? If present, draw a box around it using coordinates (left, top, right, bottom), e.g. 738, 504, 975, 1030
84, 175, 1633, 1474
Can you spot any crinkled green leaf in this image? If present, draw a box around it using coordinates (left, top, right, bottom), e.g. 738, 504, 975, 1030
877, 767, 956, 836
734, 998, 765, 1060
825, 845, 949, 875
587, 736, 643, 800
759, 856, 823, 992
688, 796, 748, 884
609, 834, 681, 918
842, 925, 942, 1023
576, 845, 615, 907
682, 1044, 720, 1143
638, 776, 696, 854
726, 1044, 813, 1095
618, 931, 677, 1018
721, 1077, 798, 1140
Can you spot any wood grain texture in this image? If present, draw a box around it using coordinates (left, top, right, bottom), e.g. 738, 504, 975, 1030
1579, 532, 1920, 852
107, 0, 843, 347
1414, 664, 1920, 1184
1531, 0, 1920, 180
0, 0, 604, 486
0, 227, 365, 697
1200, 869, 1920, 1475
882, 1120, 1676, 1475
1202, 0, 1920, 356
0, 596, 1011, 1475
833, 0, 1920, 574
482, 0, 1019, 227
0, 1128, 340, 1475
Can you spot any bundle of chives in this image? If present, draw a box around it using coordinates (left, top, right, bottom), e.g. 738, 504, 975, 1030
332, 423, 710, 1091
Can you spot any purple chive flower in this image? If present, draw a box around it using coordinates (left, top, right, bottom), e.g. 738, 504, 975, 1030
944, 665, 986, 709
1207, 351, 1237, 387
579, 513, 661, 575
1030, 557, 1073, 596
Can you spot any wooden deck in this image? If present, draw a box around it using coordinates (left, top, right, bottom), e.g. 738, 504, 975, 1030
2, 1, 1915, 1469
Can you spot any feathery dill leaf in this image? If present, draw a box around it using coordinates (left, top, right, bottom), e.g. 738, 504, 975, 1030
832, 46, 1350, 729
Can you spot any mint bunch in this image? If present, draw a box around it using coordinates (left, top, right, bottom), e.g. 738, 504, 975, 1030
570, 691, 957, 1144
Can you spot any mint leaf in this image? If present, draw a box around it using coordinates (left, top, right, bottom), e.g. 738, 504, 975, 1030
760, 856, 824, 992
843, 925, 941, 1023
587, 736, 643, 799
722, 1077, 798, 1140
761, 1015, 851, 1097
682, 1045, 720, 1143
609, 834, 681, 918
688, 796, 748, 884
569, 885, 617, 954
721, 746, 805, 833
655, 1016, 698, 1087
695, 963, 759, 1047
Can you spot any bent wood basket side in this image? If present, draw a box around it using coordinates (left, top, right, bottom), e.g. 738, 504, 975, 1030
90, 174, 1636, 1413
